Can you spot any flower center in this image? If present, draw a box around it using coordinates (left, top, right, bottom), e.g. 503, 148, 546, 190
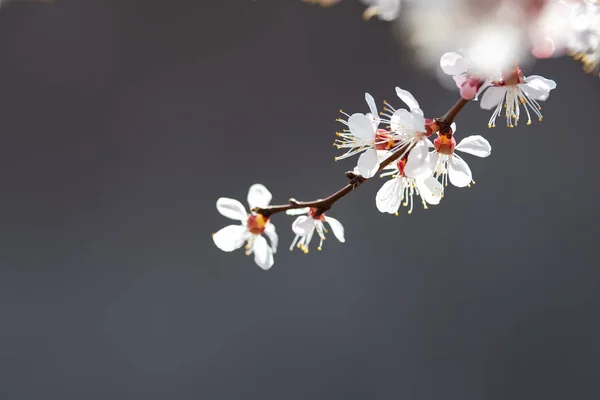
434, 135, 456, 155
375, 129, 398, 150
247, 214, 268, 235
494, 64, 525, 86
308, 207, 326, 221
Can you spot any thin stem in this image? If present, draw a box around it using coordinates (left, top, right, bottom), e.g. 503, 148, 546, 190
253, 96, 470, 218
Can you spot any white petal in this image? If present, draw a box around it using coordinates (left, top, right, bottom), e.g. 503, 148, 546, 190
216, 198, 247, 221
376, 178, 402, 214
450, 122, 457, 134
416, 176, 443, 205
474, 80, 492, 100
440, 52, 468, 75
395, 87, 420, 111
390, 109, 412, 132
324, 216, 345, 243
252, 235, 274, 270
212, 225, 248, 252
519, 84, 549, 101
365, 92, 378, 118
411, 110, 426, 132
357, 148, 380, 178
520, 76, 556, 101
292, 215, 315, 235
285, 207, 310, 216
247, 184, 272, 210
448, 155, 472, 187
264, 223, 278, 254
479, 86, 506, 110
348, 113, 376, 139
404, 144, 434, 179
455, 135, 491, 158
525, 75, 556, 90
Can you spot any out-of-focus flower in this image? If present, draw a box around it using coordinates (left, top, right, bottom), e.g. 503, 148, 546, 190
286, 208, 345, 253
567, 0, 600, 76
400, 0, 557, 73
360, 0, 402, 21
213, 184, 278, 270
376, 142, 444, 214
479, 65, 556, 128
440, 52, 492, 99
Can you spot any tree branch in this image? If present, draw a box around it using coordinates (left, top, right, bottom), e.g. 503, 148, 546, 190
253, 96, 469, 218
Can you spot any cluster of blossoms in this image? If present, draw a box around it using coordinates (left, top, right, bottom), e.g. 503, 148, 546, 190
213, 52, 558, 270
210, 1, 597, 270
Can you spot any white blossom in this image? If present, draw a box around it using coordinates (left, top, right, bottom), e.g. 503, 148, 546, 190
478, 66, 556, 128
404, 124, 492, 188
376, 142, 444, 214
213, 184, 278, 270
335, 93, 400, 178
286, 208, 345, 253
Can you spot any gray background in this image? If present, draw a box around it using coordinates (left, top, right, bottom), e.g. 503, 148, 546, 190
0, 1, 599, 399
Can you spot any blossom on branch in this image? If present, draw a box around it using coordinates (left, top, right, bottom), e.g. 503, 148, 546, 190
478, 65, 556, 128
402, 123, 492, 188
286, 208, 345, 253
376, 143, 444, 214
213, 184, 278, 270
335, 93, 389, 178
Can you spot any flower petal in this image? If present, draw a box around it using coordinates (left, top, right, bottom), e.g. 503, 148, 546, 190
216, 198, 247, 221
252, 235, 274, 270
264, 223, 278, 254
404, 143, 434, 179
416, 176, 443, 205
455, 135, 491, 158
357, 148, 380, 178
212, 225, 248, 252
479, 86, 506, 110
450, 122, 457, 134
247, 184, 272, 209
395, 87, 420, 111
520, 76, 556, 101
348, 113, 376, 139
411, 110, 426, 132
324, 216, 345, 243
365, 92, 378, 118
376, 178, 402, 214
286, 207, 310, 216
292, 215, 315, 235
448, 155, 472, 187
440, 52, 468, 75
525, 75, 556, 90
390, 108, 412, 132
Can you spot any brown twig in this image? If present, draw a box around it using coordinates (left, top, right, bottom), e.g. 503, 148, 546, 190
253, 96, 469, 218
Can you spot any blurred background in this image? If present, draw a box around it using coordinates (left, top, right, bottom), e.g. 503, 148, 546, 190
0, 1, 599, 399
